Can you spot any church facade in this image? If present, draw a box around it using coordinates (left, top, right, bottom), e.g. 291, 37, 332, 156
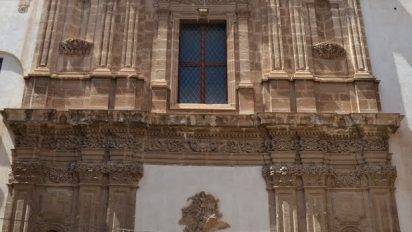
0, 0, 409, 231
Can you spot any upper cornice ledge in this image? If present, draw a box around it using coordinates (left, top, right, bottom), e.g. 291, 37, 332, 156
1, 109, 402, 131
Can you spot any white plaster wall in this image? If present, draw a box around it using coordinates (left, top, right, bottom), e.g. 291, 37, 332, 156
0, 0, 44, 229
136, 165, 270, 232
361, 1, 412, 232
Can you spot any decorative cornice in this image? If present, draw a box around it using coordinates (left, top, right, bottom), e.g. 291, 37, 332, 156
1, 110, 401, 157
312, 42, 346, 59
59, 38, 93, 56
179, 191, 230, 232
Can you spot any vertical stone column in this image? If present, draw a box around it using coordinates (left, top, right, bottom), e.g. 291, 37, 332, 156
266, 0, 288, 78
94, 0, 117, 75
106, 162, 143, 232
2, 162, 41, 232
289, 0, 313, 78
150, 6, 170, 113
301, 167, 329, 232
237, 6, 255, 114
119, 0, 140, 76
75, 158, 108, 232
263, 165, 300, 232
33, 0, 61, 74
345, 0, 371, 77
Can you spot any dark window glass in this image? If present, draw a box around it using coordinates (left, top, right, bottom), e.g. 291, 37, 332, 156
0, 58, 3, 73
178, 23, 227, 104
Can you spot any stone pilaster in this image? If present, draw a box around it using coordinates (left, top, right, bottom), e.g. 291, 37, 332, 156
150, 7, 170, 113
119, 0, 140, 76
346, 0, 371, 77
33, 0, 61, 74
237, 6, 255, 114
289, 0, 313, 78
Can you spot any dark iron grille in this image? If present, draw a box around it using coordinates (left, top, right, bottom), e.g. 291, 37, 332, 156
178, 23, 228, 104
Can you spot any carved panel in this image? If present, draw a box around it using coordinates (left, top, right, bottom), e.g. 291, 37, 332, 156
179, 192, 230, 232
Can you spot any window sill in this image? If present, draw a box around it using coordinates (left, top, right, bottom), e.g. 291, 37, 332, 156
170, 103, 236, 111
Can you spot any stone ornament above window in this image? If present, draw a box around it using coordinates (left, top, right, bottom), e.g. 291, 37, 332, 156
179, 191, 230, 232
59, 38, 93, 56
312, 42, 346, 59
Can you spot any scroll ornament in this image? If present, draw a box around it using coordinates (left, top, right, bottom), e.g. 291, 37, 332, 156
59, 38, 93, 56
312, 42, 346, 59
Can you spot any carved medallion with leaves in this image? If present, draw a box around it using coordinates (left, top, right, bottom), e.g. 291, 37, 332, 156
179, 191, 230, 232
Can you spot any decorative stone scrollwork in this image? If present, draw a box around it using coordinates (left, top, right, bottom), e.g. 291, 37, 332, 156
59, 38, 93, 56
10, 161, 143, 185
263, 165, 396, 188
312, 42, 346, 59
263, 165, 332, 187
179, 191, 230, 232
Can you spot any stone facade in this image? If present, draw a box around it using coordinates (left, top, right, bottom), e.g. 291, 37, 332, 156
0, 0, 406, 231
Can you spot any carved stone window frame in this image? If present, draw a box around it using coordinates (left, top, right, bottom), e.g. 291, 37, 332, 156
166, 2, 239, 110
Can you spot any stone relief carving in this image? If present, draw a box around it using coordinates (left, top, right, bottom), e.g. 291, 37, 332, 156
179, 192, 230, 232
312, 42, 346, 59
18, 0, 31, 13
263, 165, 396, 188
59, 38, 93, 56
10, 161, 143, 185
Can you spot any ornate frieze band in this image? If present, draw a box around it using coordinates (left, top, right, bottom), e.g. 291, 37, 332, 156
10, 160, 143, 185
262, 164, 397, 188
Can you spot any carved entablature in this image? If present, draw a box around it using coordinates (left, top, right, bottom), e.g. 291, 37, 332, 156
312, 42, 346, 60
2, 109, 402, 166
263, 165, 397, 189
179, 192, 230, 232
10, 161, 143, 186
59, 38, 93, 56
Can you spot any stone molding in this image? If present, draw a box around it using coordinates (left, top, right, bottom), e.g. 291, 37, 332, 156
262, 164, 397, 188
10, 160, 143, 186
179, 191, 230, 232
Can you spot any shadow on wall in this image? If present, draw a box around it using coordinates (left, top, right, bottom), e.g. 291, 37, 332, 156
361, 1, 412, 232
362, 0, 412, 116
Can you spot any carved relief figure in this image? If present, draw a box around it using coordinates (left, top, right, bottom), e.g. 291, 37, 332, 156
179, 192, 230, 232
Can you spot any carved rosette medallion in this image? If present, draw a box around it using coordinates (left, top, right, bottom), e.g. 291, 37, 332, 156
179, 192, 230, 232
59, 38, 93, 56
312, 42, 346, 59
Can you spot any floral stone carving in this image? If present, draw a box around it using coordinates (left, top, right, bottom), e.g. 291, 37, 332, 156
179, 191, 230, 232
59, 38, 93, 56
312, 42, 346, 59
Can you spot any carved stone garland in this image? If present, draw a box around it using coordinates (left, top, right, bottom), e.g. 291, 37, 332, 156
59, 38, 94, 56
312, 42, 346, 59
179, 191, 230, 232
